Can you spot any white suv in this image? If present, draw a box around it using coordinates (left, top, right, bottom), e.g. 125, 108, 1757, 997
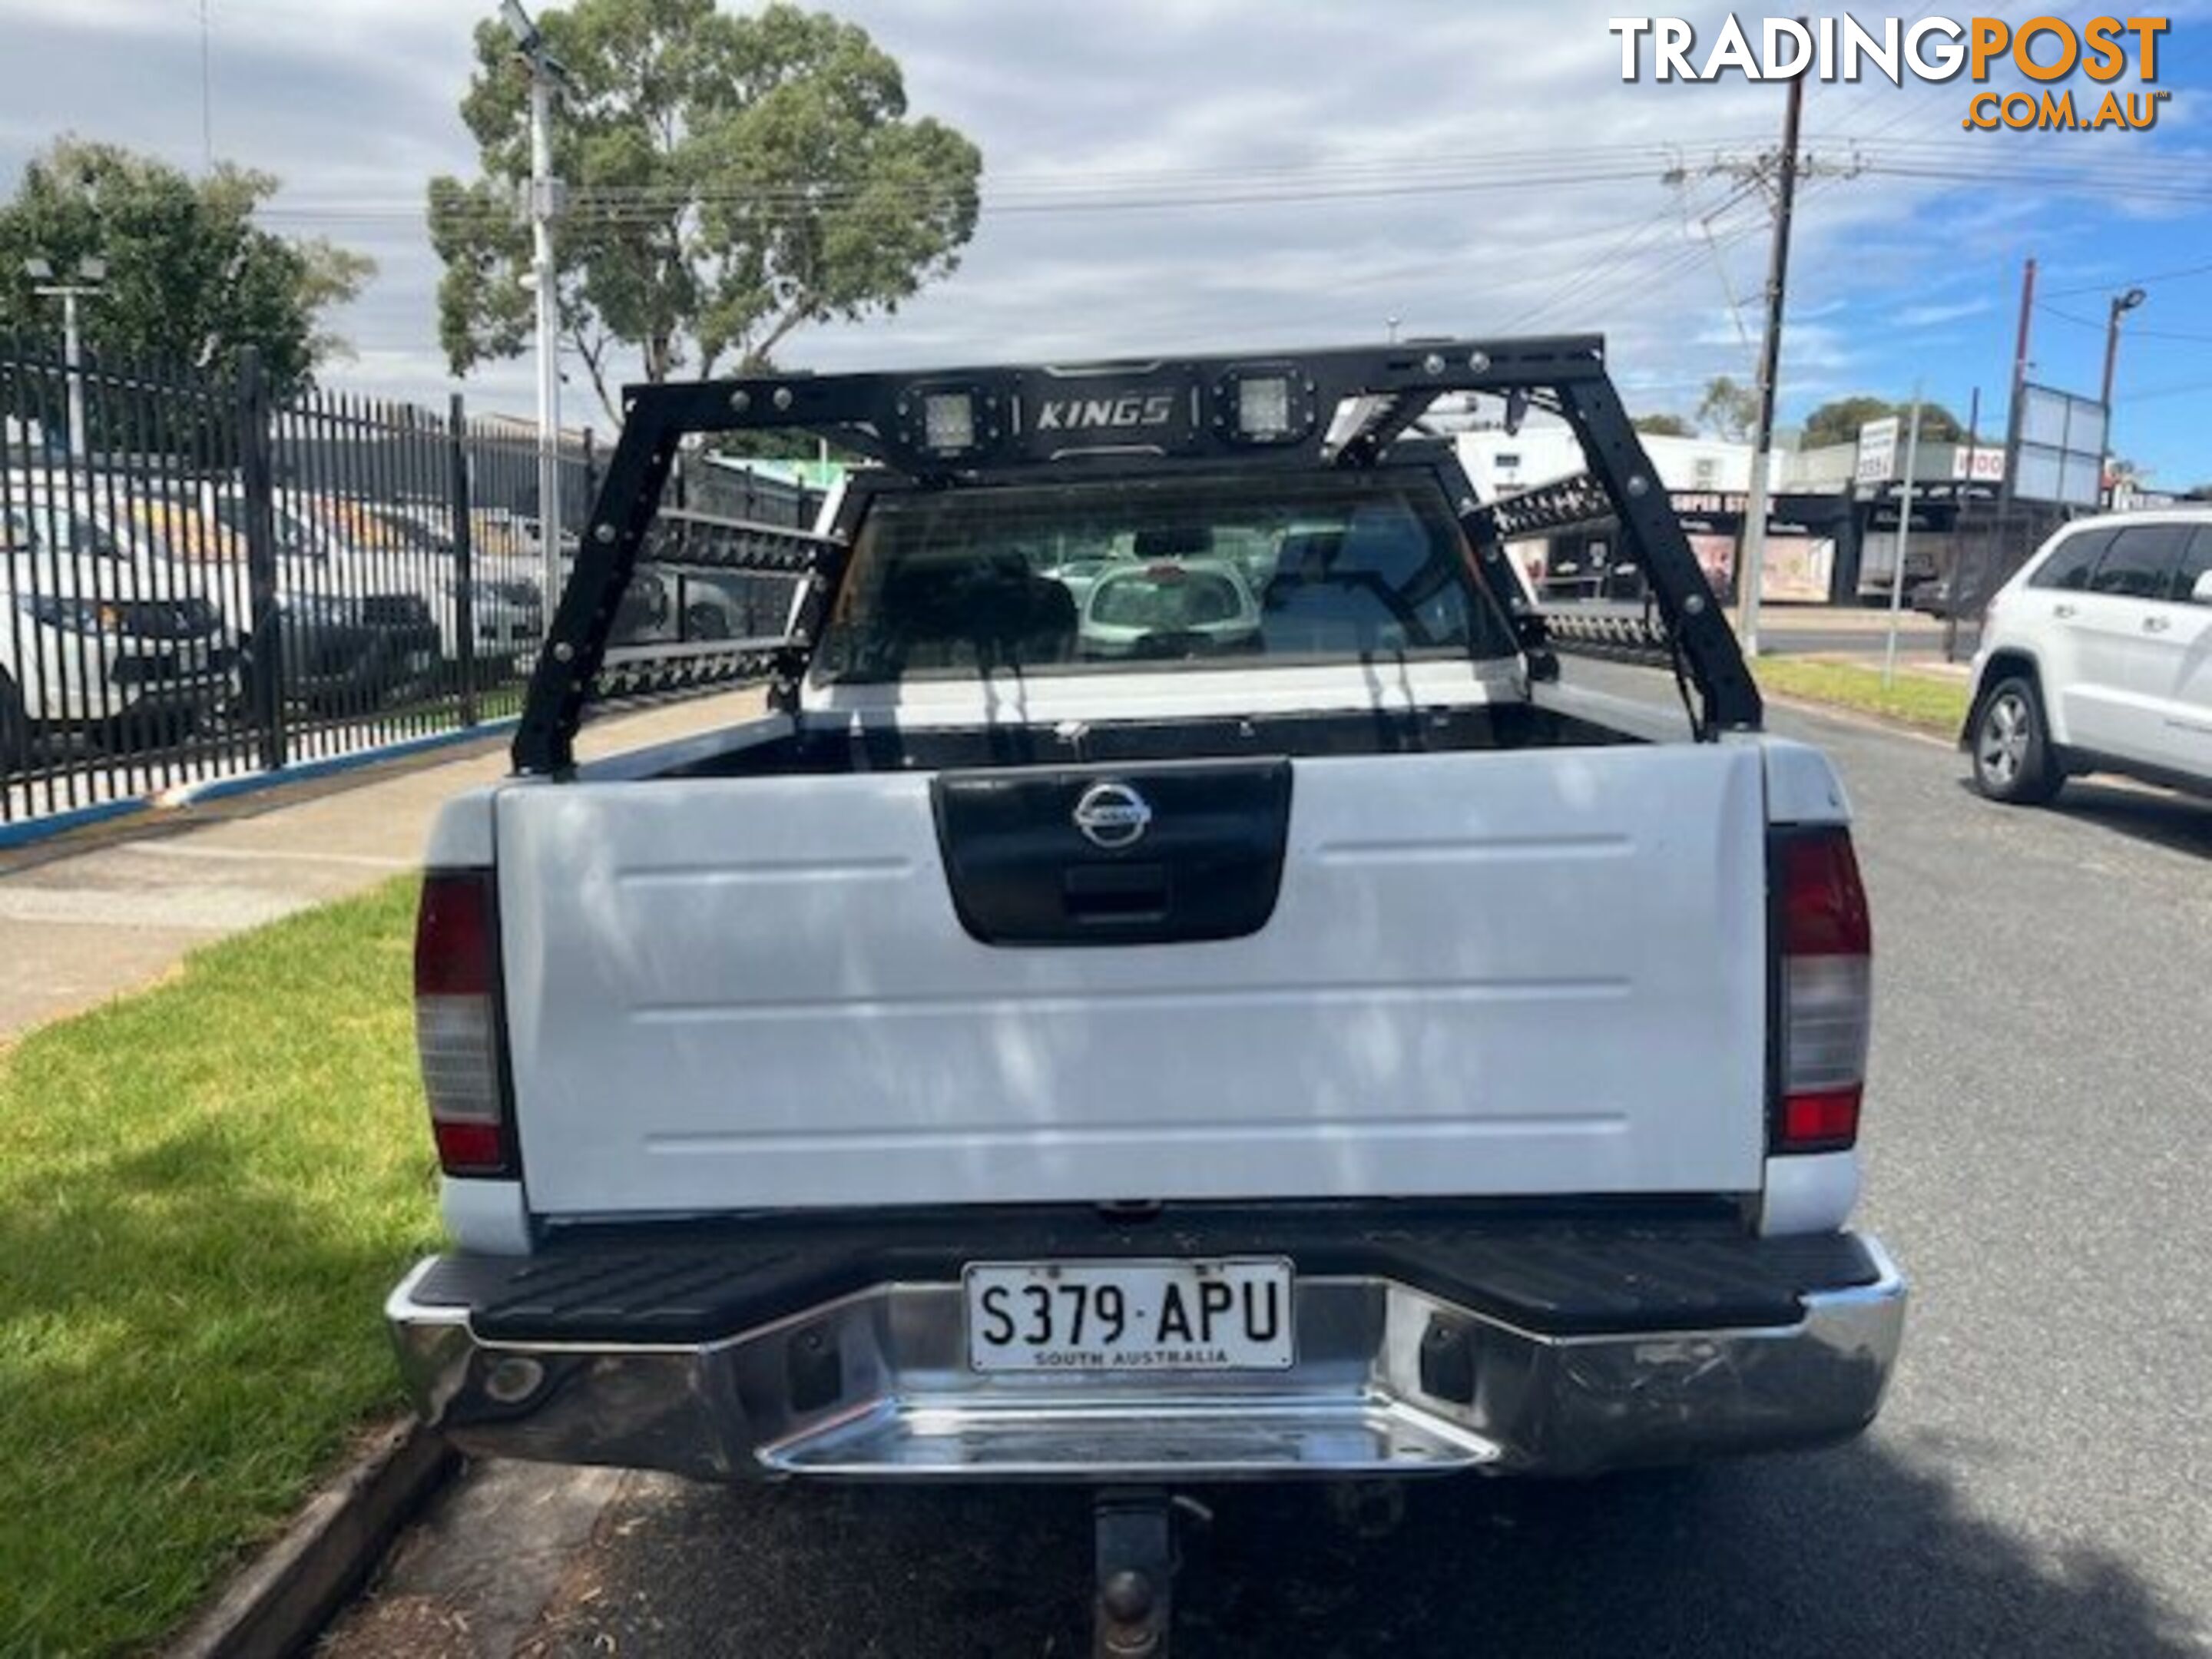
1965, 510, 2212, 803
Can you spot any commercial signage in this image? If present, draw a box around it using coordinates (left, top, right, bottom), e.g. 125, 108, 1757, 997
1856, 416, 1901, 485
1952, 445, 2006, 482
2014, 385, 2108, 508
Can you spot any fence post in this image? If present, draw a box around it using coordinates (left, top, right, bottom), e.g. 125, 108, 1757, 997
449, 393, 478, 729
237, 347, 286, 773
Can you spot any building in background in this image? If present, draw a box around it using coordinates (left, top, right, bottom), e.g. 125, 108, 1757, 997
1455, 424, 2044, 609
1456, 426, 1849, 605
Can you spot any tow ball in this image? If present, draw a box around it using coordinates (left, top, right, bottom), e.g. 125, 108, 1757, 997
1091, 1489, 1180, 1657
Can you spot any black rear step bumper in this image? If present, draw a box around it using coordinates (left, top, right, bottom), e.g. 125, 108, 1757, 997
387, 1206, 1905, 1483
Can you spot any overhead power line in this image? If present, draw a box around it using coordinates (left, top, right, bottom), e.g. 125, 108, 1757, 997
2041, 254, 2212, 300
253, 136, 1793, 228
2038, 301, 2212, 347
266, 166, 1702, 226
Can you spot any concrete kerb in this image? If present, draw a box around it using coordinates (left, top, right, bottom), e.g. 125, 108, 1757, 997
166, 1422, 459, 1659
0, 721, 521, 855
157, 720, 521, 810
0, 794, 151, 851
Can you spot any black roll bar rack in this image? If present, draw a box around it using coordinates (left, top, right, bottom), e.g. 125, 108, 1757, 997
515, 333, 1761, 775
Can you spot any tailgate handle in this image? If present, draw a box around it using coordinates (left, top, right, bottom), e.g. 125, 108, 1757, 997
1062, 863, 1171, 924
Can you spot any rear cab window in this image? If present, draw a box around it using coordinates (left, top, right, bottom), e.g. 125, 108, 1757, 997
816, 470, 1514, 683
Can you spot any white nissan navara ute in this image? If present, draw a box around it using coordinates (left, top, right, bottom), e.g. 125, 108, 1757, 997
386, 336, 1906, 1651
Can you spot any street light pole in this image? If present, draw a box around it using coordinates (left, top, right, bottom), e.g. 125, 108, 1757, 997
60, 290, 85, 464
505, 0, 570, 608
25, 257, 108, 462
529, 71, 561, 604
1883, 383, 1923, 689
2101, 286, 2147, 416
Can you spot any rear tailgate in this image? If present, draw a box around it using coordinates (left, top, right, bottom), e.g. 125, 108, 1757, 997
495, 743, 1769, 1216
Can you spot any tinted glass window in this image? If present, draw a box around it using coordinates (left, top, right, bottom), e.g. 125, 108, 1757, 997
2174, 526, 2212, 604
2028, 527, 2112, 591
819, 472, 1512, 682
2089, 525, 2189, 600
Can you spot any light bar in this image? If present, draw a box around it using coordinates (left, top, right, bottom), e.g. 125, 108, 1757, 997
896, 380, 1000, 462
1237, 376, 1291, 438
1214, 363, 1317, 447
923, 392, 976, 453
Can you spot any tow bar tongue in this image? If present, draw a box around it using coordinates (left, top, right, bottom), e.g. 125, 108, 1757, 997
1087, 1484, 1400, 1651
1094, 1489, 1175, 1657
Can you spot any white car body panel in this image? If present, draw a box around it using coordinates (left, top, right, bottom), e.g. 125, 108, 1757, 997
1758, 1151, 1862, 1237
493, 738, 1772, 1218
439, 1175, 532, 1255
2138, 588, 2212, 769
2055, 591, 2165, 763
1753, 733, 1853, 826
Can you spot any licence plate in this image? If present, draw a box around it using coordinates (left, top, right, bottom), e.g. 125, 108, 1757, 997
964, 1257, 1294, 1374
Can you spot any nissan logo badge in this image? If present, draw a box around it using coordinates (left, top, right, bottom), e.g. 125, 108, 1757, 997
1072, 780, 1153, 850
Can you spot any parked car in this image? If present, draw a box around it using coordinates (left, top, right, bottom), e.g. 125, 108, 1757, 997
1, 492, 235, 768
1037, 551, 1131, 608
1964, 510, 2212, 803
1079, 555, 1261, 658
286, 497, 542, 670
1908, 572, 1983, 618
388, 335, 1905, 1647
203, 491, 445, 713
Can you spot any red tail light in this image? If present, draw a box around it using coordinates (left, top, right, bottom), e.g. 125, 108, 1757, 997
414, 869, 515, 1177
1773, 829, 1872, 1154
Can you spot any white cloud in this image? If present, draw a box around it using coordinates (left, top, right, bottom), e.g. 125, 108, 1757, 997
1895, 298, 1995, 329
0, 0, 2179, 430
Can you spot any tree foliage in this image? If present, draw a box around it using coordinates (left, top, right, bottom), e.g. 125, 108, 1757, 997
429, 0, 982, 417
1697, 376, 1759, 443
1631, 412, 1693, 438
0, 139, 373, 398
1801, 396, 1965, 449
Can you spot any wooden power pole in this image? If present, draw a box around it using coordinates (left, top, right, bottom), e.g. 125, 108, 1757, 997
1737, 41, 1807, 658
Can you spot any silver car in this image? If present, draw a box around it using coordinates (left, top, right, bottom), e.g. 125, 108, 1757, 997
1078, 556, 1263, 660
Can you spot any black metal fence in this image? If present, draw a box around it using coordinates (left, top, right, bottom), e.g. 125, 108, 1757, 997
1, 342, 821, 830
1939, 502, 2070, 661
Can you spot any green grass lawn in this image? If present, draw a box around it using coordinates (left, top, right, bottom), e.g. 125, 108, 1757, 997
1754, 657, 1972, 734
0, 876, 439, 1657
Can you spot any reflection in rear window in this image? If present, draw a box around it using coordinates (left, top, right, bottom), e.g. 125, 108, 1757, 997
1091, 570, 1244, 628
816, 471, 1512, 682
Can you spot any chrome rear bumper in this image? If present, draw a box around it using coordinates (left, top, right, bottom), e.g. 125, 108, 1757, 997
386, 1236, 1905, 1482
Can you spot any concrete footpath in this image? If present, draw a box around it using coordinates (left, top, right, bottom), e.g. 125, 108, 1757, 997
0, 693, 760, 1041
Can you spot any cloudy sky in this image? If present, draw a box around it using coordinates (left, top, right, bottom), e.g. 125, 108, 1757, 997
5, 1, 2212, 482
